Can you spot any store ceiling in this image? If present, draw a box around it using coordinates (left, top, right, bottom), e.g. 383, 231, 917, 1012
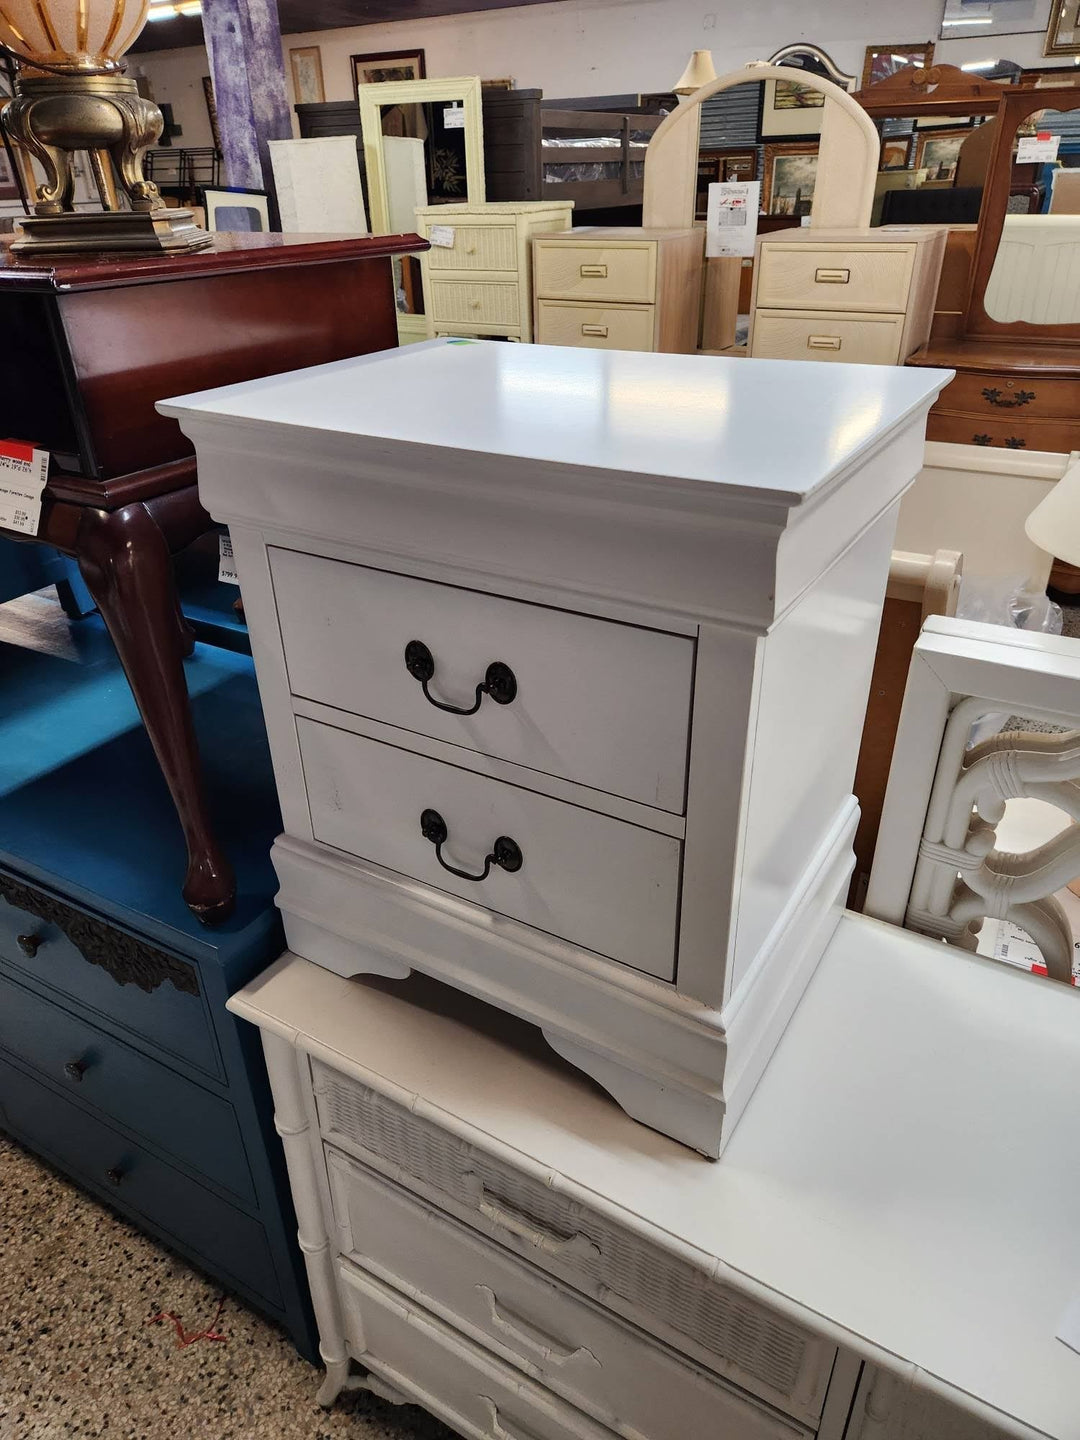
131, 0, 567, 52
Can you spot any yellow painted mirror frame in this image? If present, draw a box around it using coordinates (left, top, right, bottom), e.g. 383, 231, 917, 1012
643, 62, 880, 231
358, 74, 486, 235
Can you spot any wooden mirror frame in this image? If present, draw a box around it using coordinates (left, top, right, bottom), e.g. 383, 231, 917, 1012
358, 75, 485, 235
852, 63, 1008, 117
967, 84, 1080, 342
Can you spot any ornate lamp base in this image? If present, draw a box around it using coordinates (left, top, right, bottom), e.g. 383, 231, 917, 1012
12, 209, 213, 254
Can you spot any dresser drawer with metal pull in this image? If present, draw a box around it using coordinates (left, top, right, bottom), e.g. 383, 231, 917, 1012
296, 717, 681, 981
0, 1050, 280, 1307
752, 310, 905, 366
533, 240, 657, 305
755, 244, 916, 314
0, 966, 254, 1203
0, 874, 220, 1079
427, 224, 518, 272
312, 1063, 835, 1424
934, 370, 1078, 421
428, 280, 521, 329
534, 299, 655, 351
326, 1149, 812, 1440
270, 548, 694, 815
925, 411, 1080, 453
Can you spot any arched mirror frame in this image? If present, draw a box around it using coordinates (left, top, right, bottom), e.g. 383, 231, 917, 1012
767, 44, 857, 93
643, 62, 879, 231
966, 84, 1080, 342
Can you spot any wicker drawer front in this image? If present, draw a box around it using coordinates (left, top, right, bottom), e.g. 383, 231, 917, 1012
937, 371, 1080, 422
428, 225, 517, 272
925, 410, 1080, 453
755, 244, 915, 314
534, 241, 656, 304
752, 311, 904, 365
536, 300, 655, 351
429, 280, 521, 327
313, 1063, 835, 1424
326, 1149, 810, 1440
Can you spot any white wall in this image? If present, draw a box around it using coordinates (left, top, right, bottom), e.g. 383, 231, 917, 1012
130, 0, 1080, 155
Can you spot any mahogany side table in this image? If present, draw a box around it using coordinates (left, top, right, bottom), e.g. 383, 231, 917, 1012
0, 231, 423, 925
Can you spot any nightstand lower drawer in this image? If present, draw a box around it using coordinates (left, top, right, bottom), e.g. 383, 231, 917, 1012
429, 280, 521, 328
536, 300, 655, 350
752, 311, 904, 365
0, 1051, 281, 1307
0, 967, 254, 1204
925, 410, 1080, 453
327, 1150, 809, 1440
297, 717, 681, 981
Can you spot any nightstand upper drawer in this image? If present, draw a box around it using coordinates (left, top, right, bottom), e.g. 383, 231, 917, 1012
752, 310, 905, 365
427, 224, 517, 271
534, 240, 657, 304
269, 549, 694, 814
756, 244, 916, 314
297, 717, 682, 980
535, 300, 655, 351
428, 280, 521, 328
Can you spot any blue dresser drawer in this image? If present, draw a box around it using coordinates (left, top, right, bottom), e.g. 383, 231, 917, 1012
0, 967, 255, 1205
0, 876, 220, 1080
0, 1051, 283, 1311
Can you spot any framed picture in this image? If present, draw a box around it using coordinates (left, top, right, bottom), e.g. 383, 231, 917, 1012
1046, 0, 1080, 53
696, 148, 758, 218
914, 128, 969, 182
201, 76, 222, 154
0, 139, 19, 202
761, 76, 826, 138
290, 46, 325, 106
942, 0, 1052, 35
861, 43, 935, 91
762, 141, 819, 217
200, 185, 271, 233
351, 49, 426, 98
880, 136, 913, 170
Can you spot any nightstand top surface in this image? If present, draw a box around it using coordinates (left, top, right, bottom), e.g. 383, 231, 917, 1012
161, 339, 951, 507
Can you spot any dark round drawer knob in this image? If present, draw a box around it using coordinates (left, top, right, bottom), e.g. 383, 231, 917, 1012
64, 1059, 87, 1083
105, 1166, 125, 1186
16, 933, 42, 958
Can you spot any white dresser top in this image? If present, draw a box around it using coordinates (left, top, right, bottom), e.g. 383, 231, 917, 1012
231, 915, 1080, 1439
159, 339, 950, 507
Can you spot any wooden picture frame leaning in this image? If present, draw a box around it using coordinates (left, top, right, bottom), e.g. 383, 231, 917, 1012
1046, 0, 1080, 54
351, 49, 427, 100
761, 140, 819, 217
861, 43, 935, 91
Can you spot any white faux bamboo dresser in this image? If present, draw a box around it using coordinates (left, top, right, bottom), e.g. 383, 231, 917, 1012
160, 341, 948, 1157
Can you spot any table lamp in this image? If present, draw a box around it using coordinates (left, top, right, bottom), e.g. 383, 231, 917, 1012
0, 0, 210, 252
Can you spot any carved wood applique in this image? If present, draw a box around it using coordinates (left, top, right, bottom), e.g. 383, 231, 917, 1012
0, 874, 200, 996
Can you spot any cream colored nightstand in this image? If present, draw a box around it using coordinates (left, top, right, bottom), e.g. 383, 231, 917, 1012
415, 202, 573, 342
748, 226, 947, 366
532, 227, 704, 353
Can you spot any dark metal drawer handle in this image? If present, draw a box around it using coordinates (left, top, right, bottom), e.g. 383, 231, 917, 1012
105, 1166, 125, 1186
17, 933, 42, 958
64, 1059, 86, 1084
982, 387, 1035, 409
405, 640, 517, 716
420, 809, 523, 882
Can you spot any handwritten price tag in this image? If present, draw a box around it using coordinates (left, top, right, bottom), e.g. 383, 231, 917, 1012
0, 440, 49, 536
218, 531, 239, 585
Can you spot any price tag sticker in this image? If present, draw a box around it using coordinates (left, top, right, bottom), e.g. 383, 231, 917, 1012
0, 439, 49, 536
218, 531, 239, 585
429, 224, 456, 248
443, 106, 466, 130
1017, 131, 1060, 163
705, 181, 760, 258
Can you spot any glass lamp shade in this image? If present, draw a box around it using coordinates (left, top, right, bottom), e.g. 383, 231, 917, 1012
0, 0, 150, 74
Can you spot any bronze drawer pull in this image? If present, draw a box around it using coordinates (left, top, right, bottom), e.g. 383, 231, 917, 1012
973, 434, 993, 446
420, 809, 523, 883
579, 263, 607, 278
982, 387, 1036, 409
814, 267, 850, 284
405, 640, 516, 715
17, 933, 42, 958
64, 1059, 86, 1083
105, 1166, 125, 1186
807, 335, 842, 351
581, 324, 608, 337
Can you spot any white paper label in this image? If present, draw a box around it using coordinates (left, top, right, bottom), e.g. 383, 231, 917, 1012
1017, 132, 1060, 163
218, 531, 239, 585
1057, 1295, 1080, 1356
428, 224, 456, 248
443, 106, 465, 129
0, 440, 49, 536
705, 181, 760, 259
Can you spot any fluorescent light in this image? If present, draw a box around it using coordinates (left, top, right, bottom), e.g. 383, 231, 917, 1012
147, 0, 201, 16
961, 59, 995, 70
146, 4, 177, 16
942, 15, 994, 23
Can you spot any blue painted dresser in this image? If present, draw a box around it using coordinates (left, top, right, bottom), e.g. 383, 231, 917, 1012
0, 591, 316, 1361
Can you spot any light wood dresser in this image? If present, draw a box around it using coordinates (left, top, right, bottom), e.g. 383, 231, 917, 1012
749, 227, 947, 366
228, 916, 1080, 1438
161, 341, 947, 1157
414, 202, 573, 342
532, 226, 704, 352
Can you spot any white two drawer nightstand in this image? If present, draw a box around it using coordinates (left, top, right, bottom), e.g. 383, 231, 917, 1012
161, 341, 949, 1156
